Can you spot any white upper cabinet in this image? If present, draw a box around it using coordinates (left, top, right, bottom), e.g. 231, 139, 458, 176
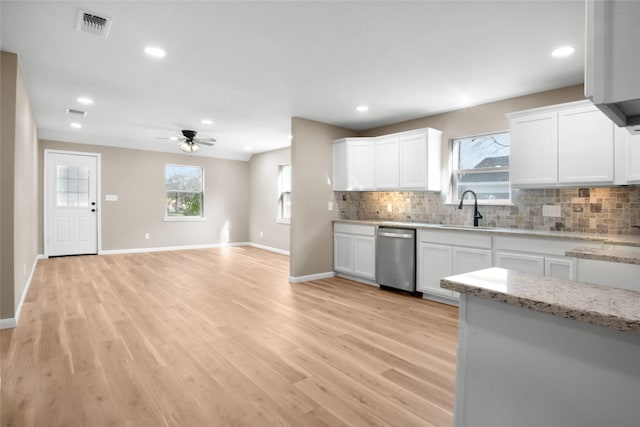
374, 137, 400, 189
333, 128, 442, 191
585, 0, 640, 131
509, 100, 615, 188
399, 128, 442, 191
333, 138, 376, 191
510, 111, 558, 187
615, 126, 640, 184
557, 105, 614, 185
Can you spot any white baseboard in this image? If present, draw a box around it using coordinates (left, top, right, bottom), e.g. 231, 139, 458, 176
100, 242, 250, 255
0, 254, 44, 330
246, 243, 290, 256
289, 271, 335, 283
100, 242, 291, 256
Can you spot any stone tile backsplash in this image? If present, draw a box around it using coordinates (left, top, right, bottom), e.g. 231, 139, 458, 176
334, 187, 640, 235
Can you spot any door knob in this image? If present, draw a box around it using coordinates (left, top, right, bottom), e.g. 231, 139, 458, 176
91, 202, 96, 206
91, 209, 96, 212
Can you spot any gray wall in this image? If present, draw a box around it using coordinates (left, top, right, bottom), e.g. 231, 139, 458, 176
290, 117, 357, 278
248, 147, 291, 252
1, 51, 39, 320
39, 140, 250, 252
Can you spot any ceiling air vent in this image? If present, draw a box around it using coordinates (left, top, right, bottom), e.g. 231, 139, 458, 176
76, 10, 112, 38
66, 108, 87, 118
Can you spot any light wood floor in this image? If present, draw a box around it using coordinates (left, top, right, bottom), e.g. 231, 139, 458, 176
1, 247, 459, 427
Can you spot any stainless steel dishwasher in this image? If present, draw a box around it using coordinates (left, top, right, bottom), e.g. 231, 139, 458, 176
376, 227, 416, 292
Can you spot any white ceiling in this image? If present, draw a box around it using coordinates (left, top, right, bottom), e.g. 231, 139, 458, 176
1, 1, 585, 161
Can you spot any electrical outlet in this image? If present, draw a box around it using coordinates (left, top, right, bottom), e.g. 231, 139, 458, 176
542, 205, 561, 217
387, 203, 393, 213
328, 201, 334, 211
144, 233, 150, 240
260, 231, 264, 238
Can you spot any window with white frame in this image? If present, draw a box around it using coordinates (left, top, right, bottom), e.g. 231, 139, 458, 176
278, 164, 291, 223
165, 164, 204, 218
451, 131, 510, 203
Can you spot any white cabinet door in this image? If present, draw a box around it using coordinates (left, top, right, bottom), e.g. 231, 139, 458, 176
399, 132, 428, 189
353, 236, 376, 279
558, 106, 614, 185
545, 257, 576, 280
398, 129, 441, 191
510, 112, 558, 187
375, 137, 400, 189
347, 140, 375, 190
625, 131, 640, 183
495, 251, 545, 275
417, 242, 453, 297
333, 141, 347, 191
334, 233, 353, 274
453, 247, 493, 275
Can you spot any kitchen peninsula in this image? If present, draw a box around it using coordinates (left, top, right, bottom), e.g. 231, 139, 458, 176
441, 267, 640, 427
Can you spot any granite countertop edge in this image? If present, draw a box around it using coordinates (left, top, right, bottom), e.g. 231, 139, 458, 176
441, 270, 640, 336
333, 219, 640, 247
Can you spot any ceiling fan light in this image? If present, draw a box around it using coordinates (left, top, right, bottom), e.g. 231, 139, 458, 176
179, 142, 192, 152
191, 143, 200, 152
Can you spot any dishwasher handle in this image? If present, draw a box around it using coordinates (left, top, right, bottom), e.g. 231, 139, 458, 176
378, 231, 413, 239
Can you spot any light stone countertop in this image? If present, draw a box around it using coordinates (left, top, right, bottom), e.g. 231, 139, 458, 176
333, 219, 640, 247
565, 246, 640, 265
440, 267, 640, 336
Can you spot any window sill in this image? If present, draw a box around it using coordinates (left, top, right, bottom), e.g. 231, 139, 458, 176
277, 218, 291, 225
163, 216, 207, 222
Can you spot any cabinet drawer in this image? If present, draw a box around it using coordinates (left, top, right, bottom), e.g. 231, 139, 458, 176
418, 229, 492, 249
334, 223, 376, 236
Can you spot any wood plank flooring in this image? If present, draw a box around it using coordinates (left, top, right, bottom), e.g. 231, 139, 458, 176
0, 247, 459, 427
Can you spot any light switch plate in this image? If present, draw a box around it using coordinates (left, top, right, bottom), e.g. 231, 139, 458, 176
105, 194, 118, 201
542, 204, 561, 217
328, 201, 333, 211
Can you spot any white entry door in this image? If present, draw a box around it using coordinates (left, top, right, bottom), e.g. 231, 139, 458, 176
46, 152, 99, 256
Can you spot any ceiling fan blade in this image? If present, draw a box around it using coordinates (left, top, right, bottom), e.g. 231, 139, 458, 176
157, 136, 185, 141
196, 141, 215, 146
196, 137, 216, 142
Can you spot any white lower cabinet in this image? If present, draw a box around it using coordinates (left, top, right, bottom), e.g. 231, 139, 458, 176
333, 223, 376, 281
544, 257, 576, 280
495, 252, 545, 275
353, 235, 376, 279
494, 236, 585, 280
418, 243, 453, 298
417, 230, 492, 303
576, 258, 640, 292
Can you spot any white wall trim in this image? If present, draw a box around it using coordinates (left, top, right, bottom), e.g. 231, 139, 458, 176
1, 254, 44, 329
247, 243, 290, 256
289, 271, 335, 283
101, 242, 250, 255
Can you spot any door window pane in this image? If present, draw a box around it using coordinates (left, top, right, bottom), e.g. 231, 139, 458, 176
57, 165, 90, 207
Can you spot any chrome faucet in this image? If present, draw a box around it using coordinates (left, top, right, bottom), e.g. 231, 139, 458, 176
458, 190, 483, 227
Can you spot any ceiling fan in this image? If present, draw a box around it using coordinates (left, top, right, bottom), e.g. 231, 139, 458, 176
158, 129, 216, 153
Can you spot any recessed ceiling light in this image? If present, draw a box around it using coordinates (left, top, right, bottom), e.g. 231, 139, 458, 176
144, 46, 166, 58
243, 146, 253, 151
551, 46, 575, 58
70, 122, 82, 129
356, 105, 369, 112
201, 119, 213, 125
77, 97, 93, 105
